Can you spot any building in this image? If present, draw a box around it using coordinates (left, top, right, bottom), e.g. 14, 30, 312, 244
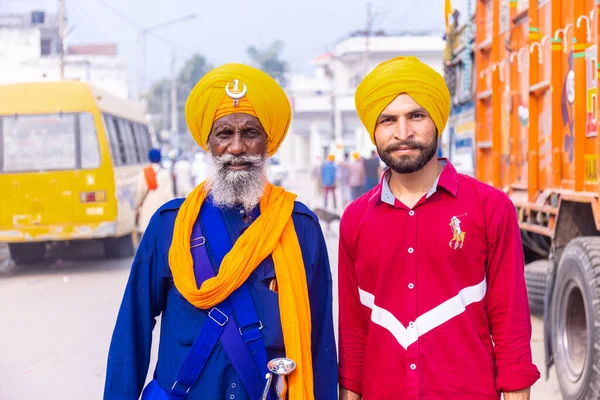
279, 31, 446, 174
0, 11, 129, 99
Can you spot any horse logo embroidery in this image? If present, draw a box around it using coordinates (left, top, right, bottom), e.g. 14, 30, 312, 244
449, 213, 467, 249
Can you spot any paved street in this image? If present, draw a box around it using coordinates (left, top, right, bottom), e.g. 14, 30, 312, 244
0, 174, 561, 399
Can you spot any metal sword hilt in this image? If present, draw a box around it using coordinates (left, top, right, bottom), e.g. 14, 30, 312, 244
261, 372, 273, 400
266, 358, 297, 400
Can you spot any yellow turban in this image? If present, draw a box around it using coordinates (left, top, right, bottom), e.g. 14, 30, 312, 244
185, 63, 291, 156
355, 56, 451, 144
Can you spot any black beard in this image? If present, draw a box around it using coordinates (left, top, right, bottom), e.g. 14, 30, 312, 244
377, 135, 438, 174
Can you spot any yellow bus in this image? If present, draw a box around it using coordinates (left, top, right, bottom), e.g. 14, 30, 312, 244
0, 81, 154, 264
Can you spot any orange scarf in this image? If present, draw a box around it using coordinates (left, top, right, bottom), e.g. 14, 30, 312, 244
168, 182, 314, 399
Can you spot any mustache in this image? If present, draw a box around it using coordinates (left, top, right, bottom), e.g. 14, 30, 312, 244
383, 140, 425, 153
213, 154, 265, 168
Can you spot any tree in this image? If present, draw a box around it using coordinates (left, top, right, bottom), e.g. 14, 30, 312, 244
247, 40, 288, 87
145, 53, 212, 142
178, 54, 211, 93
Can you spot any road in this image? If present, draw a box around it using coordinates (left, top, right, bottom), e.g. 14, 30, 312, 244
0, 173, 561, 399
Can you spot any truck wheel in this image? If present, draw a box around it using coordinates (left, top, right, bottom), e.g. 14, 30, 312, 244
525, 260, 552, 316
104, 234, 134, 259
551, 237, 600, 399
8, 242, 46, 265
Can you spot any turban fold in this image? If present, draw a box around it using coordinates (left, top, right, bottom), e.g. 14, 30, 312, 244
355, 56, 451, 144
185, 63, 291, 156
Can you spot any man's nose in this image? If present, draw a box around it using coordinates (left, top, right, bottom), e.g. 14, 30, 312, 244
228, 131, 245, 155
393, 118, 411, 141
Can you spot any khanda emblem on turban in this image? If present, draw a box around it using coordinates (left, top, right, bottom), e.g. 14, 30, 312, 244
225, 79, 248, 107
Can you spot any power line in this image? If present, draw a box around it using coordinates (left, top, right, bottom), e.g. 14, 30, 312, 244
95, 0, 142, 29
93, 0, 196, 56
376, 0, 428, 29
72, 1, 110, 43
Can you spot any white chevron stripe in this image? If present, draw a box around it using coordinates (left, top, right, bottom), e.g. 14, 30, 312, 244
358, 277, 487, 350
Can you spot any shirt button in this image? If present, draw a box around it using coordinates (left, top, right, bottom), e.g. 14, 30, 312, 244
409, 321, 415, 328
230, 395, 235, 399
408, 247, 414, 254
409, 210, 415, 216
410, 364, 416, 370
408, 283, 414, 289
231, 383, 236, 388
239, 209, 244, 214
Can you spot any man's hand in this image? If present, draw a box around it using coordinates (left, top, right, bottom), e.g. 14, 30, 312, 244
339, 386, 361, 400
503, 387, 530, 400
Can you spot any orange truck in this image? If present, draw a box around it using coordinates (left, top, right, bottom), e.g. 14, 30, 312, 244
462, 0, 600, 397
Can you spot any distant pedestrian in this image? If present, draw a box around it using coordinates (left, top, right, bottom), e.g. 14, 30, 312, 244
339, 152, 352, 207
321, 154, 337, 209
134, 148, 174, 234
348, 151, 366, 200
311, 155, 323, 199
172, 154, 194, 197
363, 150, 381, 192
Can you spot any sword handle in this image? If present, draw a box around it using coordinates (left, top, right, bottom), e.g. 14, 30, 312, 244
276, 376, 288, 399
261, 373, 273, 400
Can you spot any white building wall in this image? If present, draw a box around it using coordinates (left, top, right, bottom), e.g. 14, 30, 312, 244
284, 33, 446, 176
0, 22, 129, 99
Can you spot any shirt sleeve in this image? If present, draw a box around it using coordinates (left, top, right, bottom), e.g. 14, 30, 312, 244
485, 194, 541, 392
338, 208, 367, 395
103, 214, 169, 399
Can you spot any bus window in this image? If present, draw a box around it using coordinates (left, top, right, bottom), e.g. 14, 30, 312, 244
112, 117, 129, 165
104, 114, 125, 166
141, 124, 151, 156
1, 113, 77, 172
80, 113, 100, 169
117, 118, 137, 165
128, 121, 142, 164
133, 123, 148, 162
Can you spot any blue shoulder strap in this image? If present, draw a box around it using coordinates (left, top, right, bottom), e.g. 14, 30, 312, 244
200, 203, 270, 390
167, 203, 271, 400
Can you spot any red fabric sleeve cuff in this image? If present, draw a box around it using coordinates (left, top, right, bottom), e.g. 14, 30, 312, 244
495, 364, 541, 392
339, 376, 362, 395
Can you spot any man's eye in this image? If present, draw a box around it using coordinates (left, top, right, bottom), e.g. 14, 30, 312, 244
379, 118, 392, 124
244, 129, 260, 138
411, 114, 425, 119
217, 130, 233, 138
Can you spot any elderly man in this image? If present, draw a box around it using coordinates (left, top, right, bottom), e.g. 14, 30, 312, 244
104, 63, 337, 400
338, 56, 540, 399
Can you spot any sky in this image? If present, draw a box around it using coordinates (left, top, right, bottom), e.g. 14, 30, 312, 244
3, 0, 473, 92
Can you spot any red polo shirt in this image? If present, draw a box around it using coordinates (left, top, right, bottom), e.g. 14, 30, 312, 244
338, 160, 540, 399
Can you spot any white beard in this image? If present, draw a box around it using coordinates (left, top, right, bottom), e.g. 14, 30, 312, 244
206, 153, 267, 213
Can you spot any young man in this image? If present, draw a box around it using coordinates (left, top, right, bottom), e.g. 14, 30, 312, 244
105, 63, 337, 400
338, 56, 540, 399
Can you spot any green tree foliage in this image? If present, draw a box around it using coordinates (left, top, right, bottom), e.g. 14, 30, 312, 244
246, 40, 288, 87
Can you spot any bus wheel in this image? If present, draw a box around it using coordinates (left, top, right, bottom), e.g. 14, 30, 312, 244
8, 242, 46, 265
551, 237, 600, 399
104, 234, 134, 259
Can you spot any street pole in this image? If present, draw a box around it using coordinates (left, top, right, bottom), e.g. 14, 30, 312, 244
162, 82, 168, 143
137, 31, 146, 100
170, 51, 179, 150
58, 0, 65, 80
362, 2, 373, 78
136, 14, 197, 100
